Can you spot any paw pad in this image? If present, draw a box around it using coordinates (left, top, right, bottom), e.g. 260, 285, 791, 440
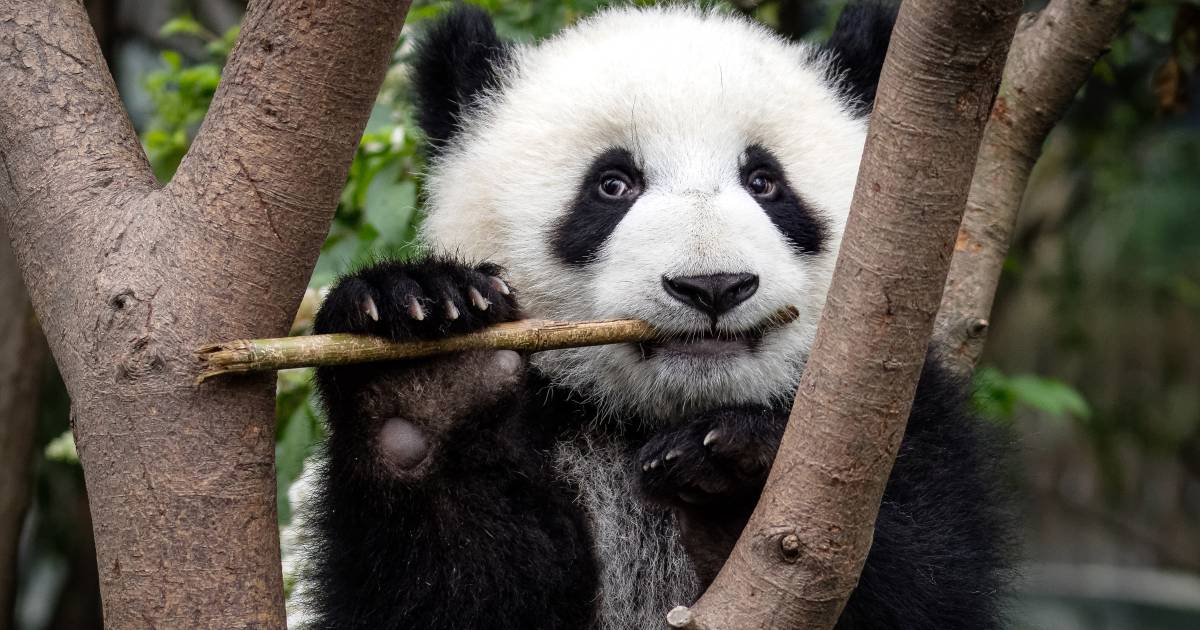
379, 418, 430, 470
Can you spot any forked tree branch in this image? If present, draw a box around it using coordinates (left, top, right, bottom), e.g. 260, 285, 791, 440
670, 1, 1020, 628
934, 0, 1130, 376
0, 1, 411, 627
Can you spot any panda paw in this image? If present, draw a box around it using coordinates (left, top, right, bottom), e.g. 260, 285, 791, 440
638, 407, 786, 506
314, 256, 520, 340
312, 257, 525, 479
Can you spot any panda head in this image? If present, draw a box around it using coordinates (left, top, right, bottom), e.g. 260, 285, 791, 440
412, 3, 896, 421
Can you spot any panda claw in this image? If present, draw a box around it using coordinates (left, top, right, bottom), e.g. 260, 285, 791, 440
703, 429, 721, 448
489, 276, 511, 296
361, 296, 380, 322
648, 459, 661, 470
468, 287, 490, 311
664, 449, 682, 463
406, 296, 425, 321
444, 299, 460, 321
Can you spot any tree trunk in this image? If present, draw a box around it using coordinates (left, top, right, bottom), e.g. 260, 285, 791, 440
933, 0, 1130, 377
0, 1, 411, 627
669, 1, 1020, 628
0, 228, 48, 630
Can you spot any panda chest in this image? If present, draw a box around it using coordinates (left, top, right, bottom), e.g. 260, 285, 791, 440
553, 438, 699, 630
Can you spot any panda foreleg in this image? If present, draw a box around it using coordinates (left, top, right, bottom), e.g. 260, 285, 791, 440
637, 406, 787, 584
301, 257, 598, 630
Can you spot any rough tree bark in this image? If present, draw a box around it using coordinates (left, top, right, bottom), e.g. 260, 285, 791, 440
0, 228, 48, 630
0, 1, 411, 627
933, 0, 1130, 377
668, 1, 1020, 628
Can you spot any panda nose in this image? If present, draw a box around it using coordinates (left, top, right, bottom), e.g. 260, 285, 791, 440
662, 273, 759, 318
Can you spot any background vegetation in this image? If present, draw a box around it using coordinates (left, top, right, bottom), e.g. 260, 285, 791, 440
10, 1, 1199, 628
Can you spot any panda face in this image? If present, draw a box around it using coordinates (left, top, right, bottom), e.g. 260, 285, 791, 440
420, 7, 869, 421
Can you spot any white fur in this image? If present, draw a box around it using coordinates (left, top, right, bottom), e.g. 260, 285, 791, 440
421, 5, 866, 421
554, 438, 698, 630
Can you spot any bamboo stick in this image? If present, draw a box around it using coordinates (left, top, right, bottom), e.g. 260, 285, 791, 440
196, 305, 801, 383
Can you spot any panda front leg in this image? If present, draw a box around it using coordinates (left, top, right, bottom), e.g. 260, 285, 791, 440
302, 257, 598, 630
637, 407, 787, 583
637, 374, 1010, 630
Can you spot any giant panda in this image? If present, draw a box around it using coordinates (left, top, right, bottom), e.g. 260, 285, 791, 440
300, 2, 1014, 629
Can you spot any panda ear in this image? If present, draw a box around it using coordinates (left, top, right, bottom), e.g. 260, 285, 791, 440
411, 4, 510, 153
823, 1, 899, 116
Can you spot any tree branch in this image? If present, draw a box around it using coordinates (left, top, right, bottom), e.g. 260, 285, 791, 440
0, 1, 412, 627
671, 1, 1020, 628
934, 0, 1130, 376
0, 4, 157, 248
168, 0, 409, 280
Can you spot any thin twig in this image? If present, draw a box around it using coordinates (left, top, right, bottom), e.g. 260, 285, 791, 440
196, 305, 800, 383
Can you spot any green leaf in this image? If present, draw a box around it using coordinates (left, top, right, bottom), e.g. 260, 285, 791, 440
1093, 59, 1116, 85
365, 166, 418, 248
160, 16, 211, 39
1006, 375, 1092, 420
44, 430, 79, 464
160, 50, 183, 71
207, 25, 242, 59
971, 366, 1091, 424
356, 221, 382, 244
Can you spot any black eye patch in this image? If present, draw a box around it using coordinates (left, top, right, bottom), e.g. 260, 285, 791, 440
553, 148, 644, 266
740, 145, 827, 256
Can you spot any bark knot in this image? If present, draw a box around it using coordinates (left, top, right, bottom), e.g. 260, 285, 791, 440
116, 334, 166, 381
967, 318, 989, 337
666, 606, 694, 628
779, 533, 803, 562
108, 290, 134, 311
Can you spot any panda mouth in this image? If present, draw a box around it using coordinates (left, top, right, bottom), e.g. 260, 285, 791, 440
637, 329, 763, 359
635, 305, 799, 360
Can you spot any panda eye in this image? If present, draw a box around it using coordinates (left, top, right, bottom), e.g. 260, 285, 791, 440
745, 169, 779, 200
597, 171, 638, 200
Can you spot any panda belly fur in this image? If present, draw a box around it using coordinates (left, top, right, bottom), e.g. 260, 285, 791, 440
552, 437, 699, 630
297, 3, 1015, 629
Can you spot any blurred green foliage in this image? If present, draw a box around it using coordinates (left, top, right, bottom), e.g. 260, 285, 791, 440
973, 366, 1092, 424
993, 0, 1200, 495
141, 16, 238, 179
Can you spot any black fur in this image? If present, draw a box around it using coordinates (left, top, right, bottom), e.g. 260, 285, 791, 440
835, 364, 1017, 630
823, 1, 899, 116
304, 258, 598, 629
553, 148, 645, 266
411, 4, 511, 154
742, 144, 827, 255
